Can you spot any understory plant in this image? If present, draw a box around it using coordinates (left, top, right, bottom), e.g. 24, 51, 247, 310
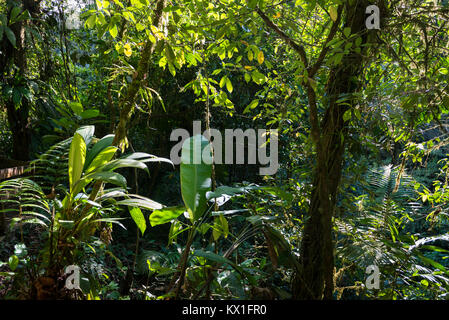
0, 125, 171, 298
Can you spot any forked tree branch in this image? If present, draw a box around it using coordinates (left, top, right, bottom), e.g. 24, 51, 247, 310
256, 6, 308, 67
308, 5, 343, 77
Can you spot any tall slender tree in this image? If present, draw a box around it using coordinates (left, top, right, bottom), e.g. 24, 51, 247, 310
257, 0, 385, 298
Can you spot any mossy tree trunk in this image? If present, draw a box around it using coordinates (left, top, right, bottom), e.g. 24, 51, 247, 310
293, 0, 378, 299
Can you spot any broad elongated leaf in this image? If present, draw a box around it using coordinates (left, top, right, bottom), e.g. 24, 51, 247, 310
80, 109, 100, 119
9, 6, 21, 23
75, 125, 95, 146
84, 134, 114, 170
100, 158, 149, 173
72, 171, 127, 196
212, 214, 229, 240
180, 135, 212, 221
206, 185, 260, 200
130, 207, 146, 235
69, 101, 83, 116
124, 152, 174, 166
116, 198, 163, 210
409, 233, 449, 251
211, 209, 250, 216
94, 218, 126, 230
149, 206, 185, 227
85, 171, 127, 187
97, 189, 127, 201
68, 133, 86, 192
86, 146, 117, 173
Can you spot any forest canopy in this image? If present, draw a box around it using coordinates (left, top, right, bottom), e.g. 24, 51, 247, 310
1, 0, 449, 301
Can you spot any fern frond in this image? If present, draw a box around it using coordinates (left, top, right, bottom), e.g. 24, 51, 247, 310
0, 178, 51, 228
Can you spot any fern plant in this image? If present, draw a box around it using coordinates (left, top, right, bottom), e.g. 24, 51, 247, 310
0, 178, 51, 235
335, 164, 449, 299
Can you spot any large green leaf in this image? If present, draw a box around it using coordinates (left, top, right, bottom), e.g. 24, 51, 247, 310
116, 197, 163, 210
9, 6, 21, 23
80, 109, 100, 119
84, 134, 114, 170
206, 185, 260, 200
68, 133, 86, 192
85, 146, 117, 174
75, 125, 95, 146
8, 255, 19, 271
149, 206, 185, 227
125, 152, 174, 167
72, 171, 127, 196
85, 171, 127, 187
100, 158, 149, 173
180, 135, 212, 221
129, 207, 146, 235
69, 101, 83, 116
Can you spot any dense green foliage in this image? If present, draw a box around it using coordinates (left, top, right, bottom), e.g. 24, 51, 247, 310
1, 0, 449, 300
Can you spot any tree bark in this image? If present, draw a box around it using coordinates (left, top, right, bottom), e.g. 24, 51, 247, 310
112, 0, 167, 148
292, 0, 374, 299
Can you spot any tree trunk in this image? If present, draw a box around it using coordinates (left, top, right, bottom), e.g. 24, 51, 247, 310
6, 100, 31, 161
293, 0, 373, 299
1, 0, 41, 160
112, 0, 167, 148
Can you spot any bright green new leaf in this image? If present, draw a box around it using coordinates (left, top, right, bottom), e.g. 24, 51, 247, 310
130, 207, 146, 235
257, 51, 264, 65
251, 71, 266, 85
69, 101, 83, 116
247, 50, 253, 61
80, 109, 100, 119
343, 109, 352, 122
84, 134, 114, 170
243, 99, 259, 114
109, 23, 118, 38
68, 133, 86, 192
226, 77, 233, 93
86, 14, 97, 29
86, 146, 118, 174
117, 198, 163, 211
150, 206, 185, 226
219, 76, 227, 88
84, 171, 127, 188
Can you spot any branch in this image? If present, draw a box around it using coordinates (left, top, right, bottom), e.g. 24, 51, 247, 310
308, 5, 343, 77
256, 6, 308, 67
